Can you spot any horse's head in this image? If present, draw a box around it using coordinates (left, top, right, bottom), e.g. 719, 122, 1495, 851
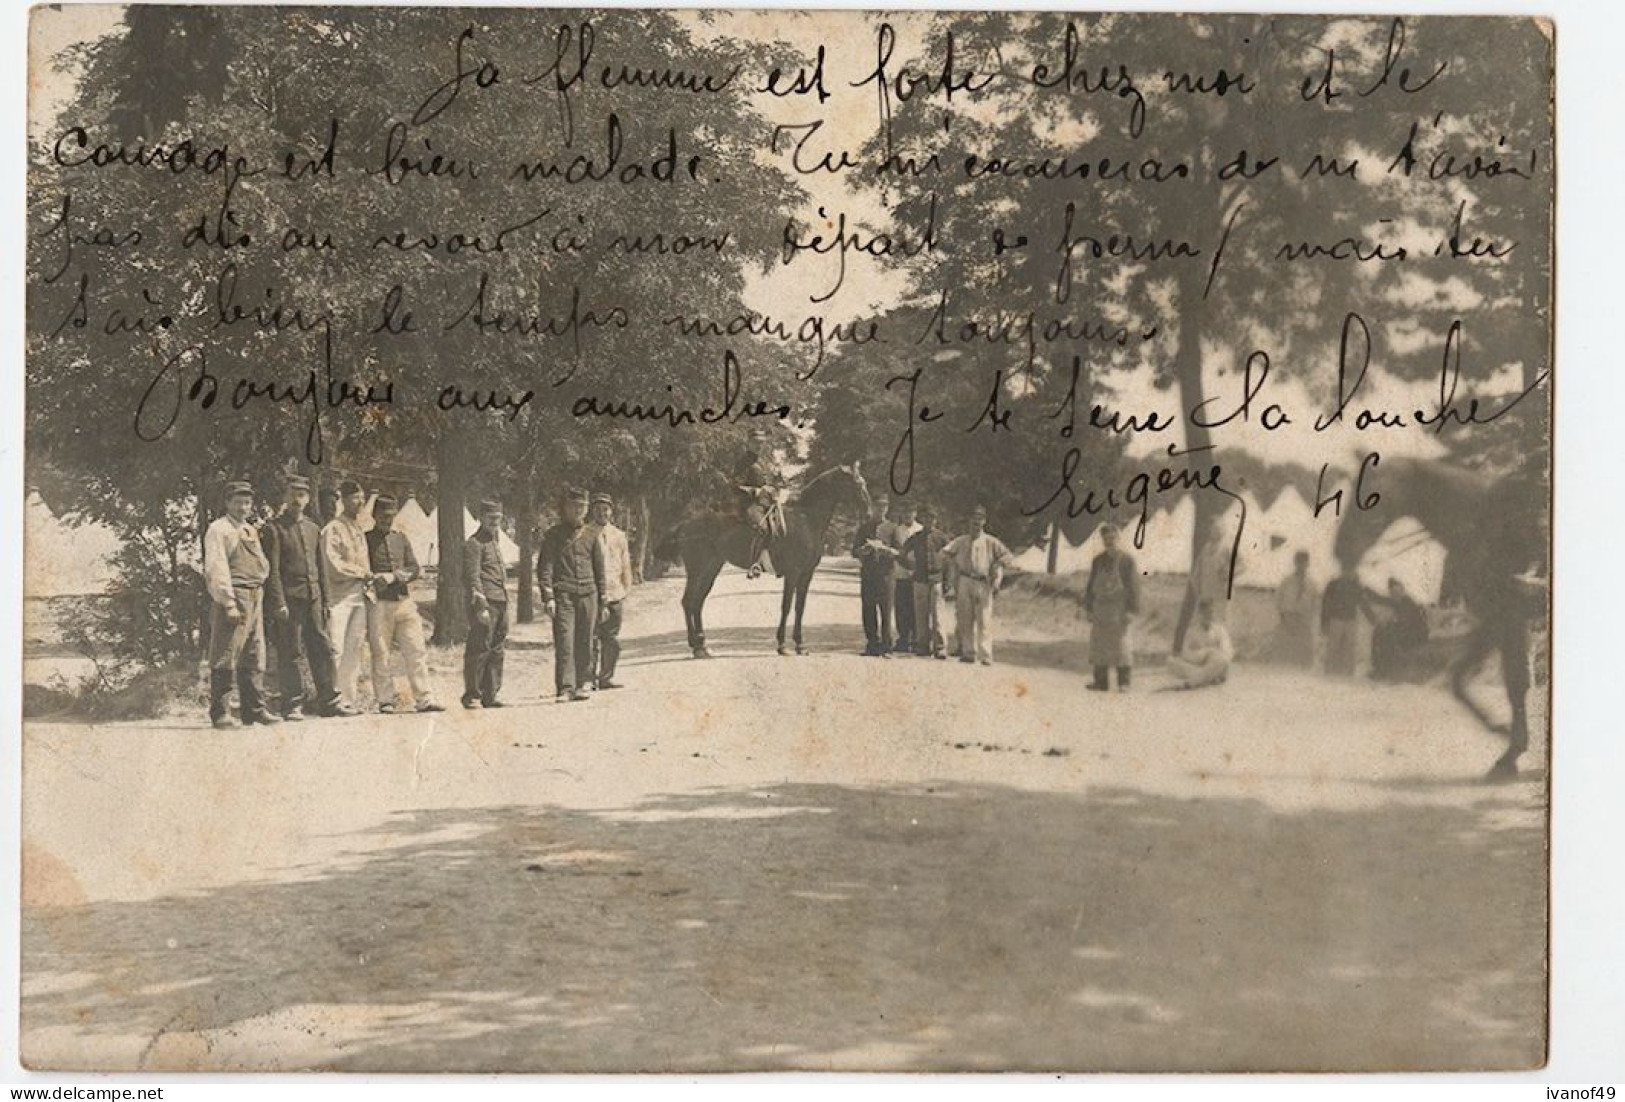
845, 461, 871, 510
1333, 495, 1391, 572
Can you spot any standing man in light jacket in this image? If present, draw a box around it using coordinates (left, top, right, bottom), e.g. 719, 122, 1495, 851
322, 478, 373, 713
590, 492, 633, 690
203, 480, 279, 728
365, 494, 444, 714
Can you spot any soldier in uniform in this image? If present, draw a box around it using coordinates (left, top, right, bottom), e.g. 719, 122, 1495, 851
732, 427, 781, 579
462, 498, 509, 709
203, 480, 279, 728
590, 492, 633, 690
852, 492, 897, 657
365, 494, 443, 713
904, 505, 951, 658
263, 475, 349, 719
539, 488, 607, 703
891, 501, 921, 654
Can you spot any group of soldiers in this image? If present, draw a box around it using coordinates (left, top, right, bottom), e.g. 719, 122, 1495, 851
461, 489, 635, 708
850, 494, 1015, 665
200, 476, 633, 727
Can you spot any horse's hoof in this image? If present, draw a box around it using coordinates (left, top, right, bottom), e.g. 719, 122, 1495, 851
1484, 756, 1519, 783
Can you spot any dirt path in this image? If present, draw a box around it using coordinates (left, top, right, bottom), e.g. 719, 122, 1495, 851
21, 563, 1548, 1072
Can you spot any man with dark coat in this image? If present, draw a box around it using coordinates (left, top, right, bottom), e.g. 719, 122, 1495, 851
263, 475, 349, 719
539, 488, 607, 702
852, 493, 896, 657
462, 498, 509, 709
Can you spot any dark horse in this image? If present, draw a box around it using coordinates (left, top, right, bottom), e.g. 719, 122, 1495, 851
1334, 456, 1546, 780
660, 464, 871, 658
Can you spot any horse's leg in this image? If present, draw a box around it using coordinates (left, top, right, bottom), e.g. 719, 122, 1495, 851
680, 565, 703, 654
794, 576, 811, 654
1489, 620, 1533, 780
1449, 623, 1515, 778
691, 560, 723, 658
777, 579, 794, 655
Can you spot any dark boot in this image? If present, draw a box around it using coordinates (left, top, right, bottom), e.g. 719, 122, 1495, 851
1087, 666, 1109, 692
209, 669, 236, 728
1117, 667, 1132, 691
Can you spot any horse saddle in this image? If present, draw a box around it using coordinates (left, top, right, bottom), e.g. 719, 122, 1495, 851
763, 496, 787, 539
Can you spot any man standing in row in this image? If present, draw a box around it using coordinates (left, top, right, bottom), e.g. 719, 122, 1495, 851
203, 481, 278, 728
365, 495, 444, 714
463, 498, 509, 709
539, 488, 606, 703
263, 475, 349, 719
323, 479, 374, 714
853, 492, 896, 657
944, 505, 1013, 666
891, 501, 920, 654
590, 492, 633, 691
904, 505, 951, 659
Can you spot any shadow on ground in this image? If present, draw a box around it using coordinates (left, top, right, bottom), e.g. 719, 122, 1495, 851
23, 781, 1545, 1073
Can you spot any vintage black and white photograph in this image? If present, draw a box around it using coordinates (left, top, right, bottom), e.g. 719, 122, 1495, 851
22, 6, 1553, 1073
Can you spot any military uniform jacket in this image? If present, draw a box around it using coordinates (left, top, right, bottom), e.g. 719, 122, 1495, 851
264, 511, 326, 609
464, 529, 509, 605
538, 521, 606, 601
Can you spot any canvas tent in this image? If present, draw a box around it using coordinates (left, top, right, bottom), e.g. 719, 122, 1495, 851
24, 492, 123, 597
421, 507, 520, 568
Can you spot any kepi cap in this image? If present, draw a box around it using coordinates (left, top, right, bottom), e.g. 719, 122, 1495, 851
591, 492, 614, 507
225, 480, 254, 499
337, 479, 362, 495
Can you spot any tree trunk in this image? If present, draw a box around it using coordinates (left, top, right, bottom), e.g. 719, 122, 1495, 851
632, 493, 652, 584
515, 492, 536, 623
431, 431, 469, 646
1046, 520, 1060, 575
1171, 260, 1215, 655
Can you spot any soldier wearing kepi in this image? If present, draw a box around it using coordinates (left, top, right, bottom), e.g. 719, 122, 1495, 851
539, 487, 607, 703
365, 494, 443, 714
263, 475, 350, 719
462, 498, 509, 709
202, 480, 279, 728
589, 491, 633, 690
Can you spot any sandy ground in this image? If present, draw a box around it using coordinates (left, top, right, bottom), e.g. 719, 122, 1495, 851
20, 561, 1549, 1073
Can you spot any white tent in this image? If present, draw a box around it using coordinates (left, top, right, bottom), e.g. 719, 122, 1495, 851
421, 507, 520, 568
392, 497, 436, 566
1354, 517, 1449, 606
1137, 498, 1197, 575
24, 493, 123, 597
